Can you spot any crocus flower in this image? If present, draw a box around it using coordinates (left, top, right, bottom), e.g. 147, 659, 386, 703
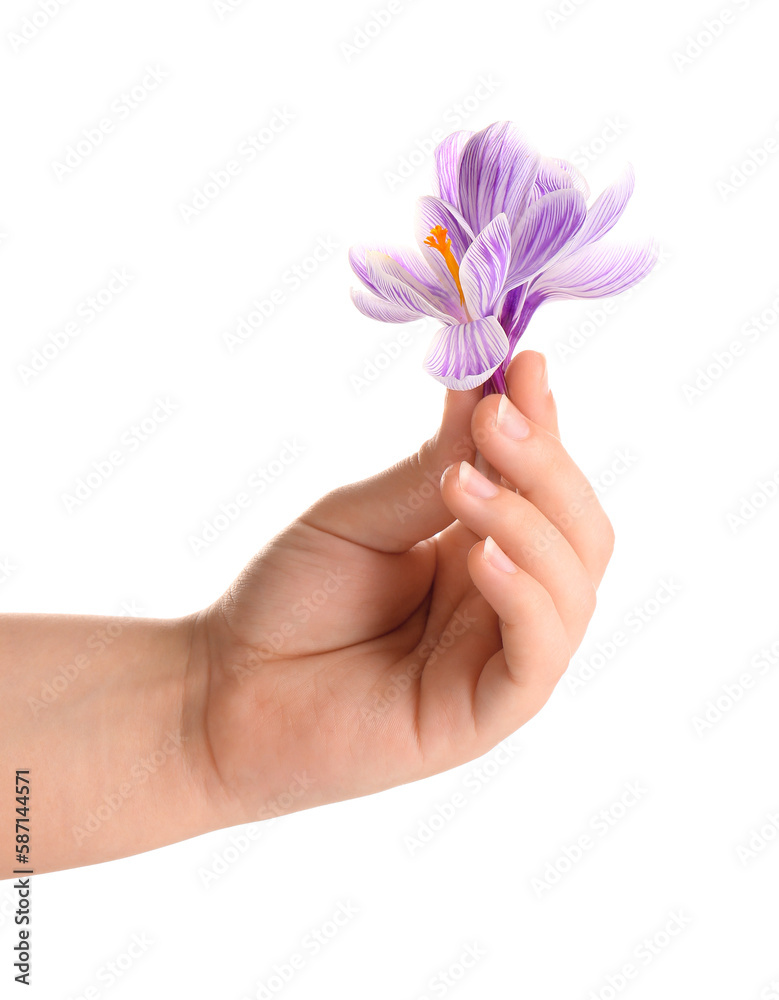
349, 120, 658, 393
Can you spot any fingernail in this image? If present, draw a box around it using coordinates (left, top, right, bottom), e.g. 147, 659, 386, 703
483, 535, 518, 574
459, 461, 499, 499
497, 395, 530, 441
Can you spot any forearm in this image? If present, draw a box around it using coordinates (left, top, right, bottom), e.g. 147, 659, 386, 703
0, 611, 214, 875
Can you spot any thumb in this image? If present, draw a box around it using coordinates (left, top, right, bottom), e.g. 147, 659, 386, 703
301, 386, 480, 552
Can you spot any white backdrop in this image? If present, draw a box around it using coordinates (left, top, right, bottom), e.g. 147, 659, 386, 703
2, 0, 779, 996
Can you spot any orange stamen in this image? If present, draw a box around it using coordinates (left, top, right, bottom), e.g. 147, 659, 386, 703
424, 225, 468, 313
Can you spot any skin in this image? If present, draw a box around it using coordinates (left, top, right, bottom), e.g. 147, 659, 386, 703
0, 351, 614, 875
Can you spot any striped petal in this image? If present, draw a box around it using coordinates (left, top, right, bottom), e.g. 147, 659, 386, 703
566, 163, 635, 255
531, 237, 660, 300
499, 288, 541, 353
553, 157, 590, 199
415, 195, 475, 315
423, 315, 509, 390
366, 252, 453, 322
459, 214, 511, 317
349, 242, 440, 298
433, 130, 473, 206
531, 155, 590, 201
415, 195, 475, 261
457, 121, 541, 233
350, 287, 423, 323
498, 283, 529, 345
505, 188, 587, 290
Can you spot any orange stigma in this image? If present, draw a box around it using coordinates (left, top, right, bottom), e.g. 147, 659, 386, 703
424, 225, 467, 312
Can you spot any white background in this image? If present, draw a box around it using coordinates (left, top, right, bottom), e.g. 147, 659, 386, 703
1, 0, 778, 997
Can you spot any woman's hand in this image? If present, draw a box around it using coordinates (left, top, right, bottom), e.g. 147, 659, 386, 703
195, 351, 615, 829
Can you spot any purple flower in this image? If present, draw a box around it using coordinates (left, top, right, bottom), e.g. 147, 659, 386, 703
349, 120, 658, 392
349, 204, 514, 390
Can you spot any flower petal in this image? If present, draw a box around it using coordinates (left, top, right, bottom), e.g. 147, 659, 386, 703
457, 121, 541, 233
554, 157, 590, 200
415, 195, 475, 261
531, 156, 573, 198
423, 315, 509, 390
501, 237, 660, 351
415, 195, 475, 314
366, 251, 453, 322
459, 214, 511, 317
506, 188, 588, 289
530, 155, 590, 201
497, 283, 529, 342
433, 130, 473, 206
531, 237, 660, 300
566, 163, 635, 255
349, 242, 439, 297
350, 287, 423, 323
501, 288, 540, 352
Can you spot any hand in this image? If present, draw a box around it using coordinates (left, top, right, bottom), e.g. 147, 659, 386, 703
192, 351, 615, 828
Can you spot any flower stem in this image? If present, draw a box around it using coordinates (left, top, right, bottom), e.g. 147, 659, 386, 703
483, 366, 507, 397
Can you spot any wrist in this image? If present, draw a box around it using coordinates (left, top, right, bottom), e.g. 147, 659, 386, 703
1, 609, 231, 873
177, 604, 256, 832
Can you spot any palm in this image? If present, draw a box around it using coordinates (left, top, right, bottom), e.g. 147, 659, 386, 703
196, 353, 612, 828
202, 511, 496, 822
